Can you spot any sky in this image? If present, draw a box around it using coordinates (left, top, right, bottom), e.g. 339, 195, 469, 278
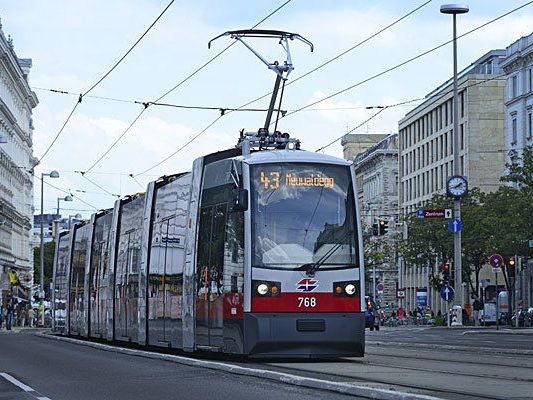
1, 0, 533, 218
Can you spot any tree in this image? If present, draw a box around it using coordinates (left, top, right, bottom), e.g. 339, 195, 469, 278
33, 241, 56, 294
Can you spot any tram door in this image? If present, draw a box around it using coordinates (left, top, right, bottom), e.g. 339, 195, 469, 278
196, 203, 227, 348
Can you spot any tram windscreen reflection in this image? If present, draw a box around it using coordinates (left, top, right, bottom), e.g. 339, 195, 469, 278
251, 163, 357, 269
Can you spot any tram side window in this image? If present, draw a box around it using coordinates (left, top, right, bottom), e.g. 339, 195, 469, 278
224, 211, 244, 294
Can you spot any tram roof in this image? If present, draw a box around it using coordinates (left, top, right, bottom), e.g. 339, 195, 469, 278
239, 149, 352, 166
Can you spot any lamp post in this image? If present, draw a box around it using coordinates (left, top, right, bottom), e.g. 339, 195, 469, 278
56, 195, 73, 216
68, 213, 83, 230
40, 170, 59, 326
441, 4, 469, 309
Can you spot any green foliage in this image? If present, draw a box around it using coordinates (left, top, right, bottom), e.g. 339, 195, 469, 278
33, 241, 56, 291
399, 146, 533, 296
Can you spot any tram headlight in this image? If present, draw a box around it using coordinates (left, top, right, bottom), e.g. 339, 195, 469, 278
333, 281, 358, 297
345, 284, 356, 295
257, 283, 269, 295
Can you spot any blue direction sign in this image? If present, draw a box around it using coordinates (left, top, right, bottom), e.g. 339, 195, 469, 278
417, 209, 425, 219
448, 218, 462, 233
440, 285, 455, 302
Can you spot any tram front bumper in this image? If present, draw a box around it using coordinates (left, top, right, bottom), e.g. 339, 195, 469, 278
244, 312, 365, 358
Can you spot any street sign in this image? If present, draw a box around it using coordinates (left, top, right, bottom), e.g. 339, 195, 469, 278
529, 239, 533, 248
489, 254, 504, 268
440, 285, 455, 302
396, 288, 406, 299
418, 209, 454, 219
448, 218, 462, 233
376, 283, 384, 292
416, 288, 428, 306
492, 267, 501, 273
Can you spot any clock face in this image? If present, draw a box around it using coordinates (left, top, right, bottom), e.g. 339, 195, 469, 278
447, 176, 468, 197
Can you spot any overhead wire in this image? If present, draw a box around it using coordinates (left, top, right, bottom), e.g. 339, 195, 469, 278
86, 0, 294, 176
315, 73, 507, 152
234, 0, 434, 111
280, 0, 533, 121
133, 0, 436, 175
36, 0, 176, 163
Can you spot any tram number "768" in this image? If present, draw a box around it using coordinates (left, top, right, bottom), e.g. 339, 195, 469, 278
297, 297, 317, 308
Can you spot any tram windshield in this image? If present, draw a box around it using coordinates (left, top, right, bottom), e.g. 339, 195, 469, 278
251, 162, 358, 269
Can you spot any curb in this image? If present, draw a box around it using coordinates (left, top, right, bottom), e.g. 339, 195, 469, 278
462, 329, 533, 336
367, 340, 533, 356
39, 333, 441, 400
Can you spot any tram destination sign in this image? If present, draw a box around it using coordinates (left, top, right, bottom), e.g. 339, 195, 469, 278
417, 209, 452, 219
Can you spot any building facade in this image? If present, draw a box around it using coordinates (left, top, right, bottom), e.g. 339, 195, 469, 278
0, 22, 38, 302
397, 50, 507, 312
343, 133, 399, 308
501, 32, 533, 163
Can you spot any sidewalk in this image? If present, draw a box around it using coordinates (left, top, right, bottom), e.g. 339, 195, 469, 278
0, 327, 49, 334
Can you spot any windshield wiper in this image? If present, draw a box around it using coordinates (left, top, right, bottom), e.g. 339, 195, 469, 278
299, 230, 354, 276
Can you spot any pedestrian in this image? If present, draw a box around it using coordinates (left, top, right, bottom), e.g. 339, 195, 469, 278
6, 300, 13, 330
28, 307, 35, 328
19, 307, 27, 328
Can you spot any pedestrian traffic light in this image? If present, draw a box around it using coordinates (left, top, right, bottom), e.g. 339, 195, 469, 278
378, 220, 388, 235
508, 257, 516, 267
372, 223, 378, 236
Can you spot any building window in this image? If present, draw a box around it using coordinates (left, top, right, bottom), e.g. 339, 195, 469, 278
527, 110, 533, 139
460, 90, 465, 118
460, 124, 465, 150
511, 75, 518, 98
512, 117, 517, 144
529, 68, 532, 93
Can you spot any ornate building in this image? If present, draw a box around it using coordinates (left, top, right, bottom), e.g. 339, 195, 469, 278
343, 133, 399, 309
501, 32, 533, 163
0, 20, 38, 302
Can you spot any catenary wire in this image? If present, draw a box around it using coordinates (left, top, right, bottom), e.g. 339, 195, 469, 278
132, 1, 440, 175
36, 0, 176, 163
77, 172, 121, 198
315, 73, 507, 152
31, 172, 99, 210
234, 0, 434, 111
87, 0, 294, 176
280, 1, 533, 121
83, 0, 176, 97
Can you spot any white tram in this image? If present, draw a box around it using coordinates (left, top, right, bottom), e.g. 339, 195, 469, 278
52, 30, 366, 358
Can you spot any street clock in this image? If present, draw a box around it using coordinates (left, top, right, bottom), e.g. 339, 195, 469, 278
446, 175, 468, 198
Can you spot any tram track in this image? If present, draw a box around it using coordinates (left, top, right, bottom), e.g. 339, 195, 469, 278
260, 361, 518, 400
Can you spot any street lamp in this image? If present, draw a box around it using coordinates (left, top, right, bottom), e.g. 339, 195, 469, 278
40, 170, 59, 326
68, 213, 83, 230
56, 195, 73, 216
441, 4, 469, 310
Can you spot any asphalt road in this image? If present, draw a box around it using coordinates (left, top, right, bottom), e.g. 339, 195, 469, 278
0, 331, 356, 400
366, 326, 533, 350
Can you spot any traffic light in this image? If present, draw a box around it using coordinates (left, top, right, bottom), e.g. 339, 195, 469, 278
372, 223, 378, 236
47, 222, 53, 236
507, 256, 516, 278
378, 220, 388, 235
442, 262, 450, 280
520, 257, 528, 271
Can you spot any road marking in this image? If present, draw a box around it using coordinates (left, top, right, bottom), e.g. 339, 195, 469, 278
0, 372, 33, 391
0, 372, 52, 400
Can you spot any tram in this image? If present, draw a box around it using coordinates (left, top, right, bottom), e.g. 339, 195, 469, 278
51, 30, 366, 358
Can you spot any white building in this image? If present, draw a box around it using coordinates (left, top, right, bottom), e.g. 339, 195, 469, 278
0, 21, 38, 302
501, 32, 533, 163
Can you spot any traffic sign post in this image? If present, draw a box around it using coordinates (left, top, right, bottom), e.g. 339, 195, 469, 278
440, 285, 455, 302
448, 219, 462, 233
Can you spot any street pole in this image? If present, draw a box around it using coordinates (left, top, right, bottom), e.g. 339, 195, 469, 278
451, 13, 463, 310
40, 173, 45, 327
39, 170, 59, 326
441, 4, 469, 312
496, 271, 499, 330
